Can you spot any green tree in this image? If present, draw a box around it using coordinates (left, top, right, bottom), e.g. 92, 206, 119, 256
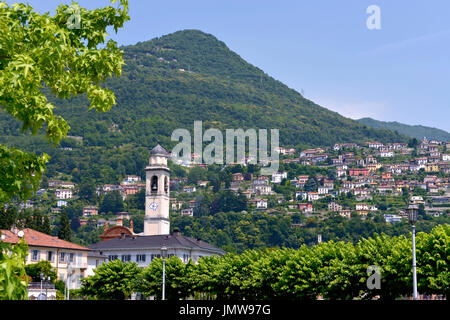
41, 214, 52, 235
100, 190, 124, 214
0, 0, 129, 300
137, 256, 191, 300
78, 179, 97, 203
0, 240, 28, 300
24, 261, 57, 283
187, 166, 206, 185
0, 0, 129, 204
304, 175, 318, 192
80, 259, 141, 300
58, 211, 72, 241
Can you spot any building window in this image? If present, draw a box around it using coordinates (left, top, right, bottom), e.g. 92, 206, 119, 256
136, 254, 146, 263
31, 250, 40, 261
108, 255, 118, 261
60, 252, 65, 262
150, 254, 161, 261
47, 251, 54, 262
121, 254, 131, 262
69, 253, 74, 263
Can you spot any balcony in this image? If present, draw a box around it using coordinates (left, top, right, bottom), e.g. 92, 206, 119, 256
68, 263, 88, 270
28, 282, 55, 290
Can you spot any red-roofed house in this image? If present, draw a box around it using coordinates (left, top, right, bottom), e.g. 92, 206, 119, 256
349, 168, 370, 177
1, 228, 90, 291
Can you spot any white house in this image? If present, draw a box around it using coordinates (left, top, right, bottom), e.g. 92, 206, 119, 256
385, 214, 402, 223
308, 192, 320, 202
318, 187, 329, 195
55, 188, 73, 200
271, 172, 287, 184
256, 199, 268, 209
57, 200, 68, 207
295, 191, 308, 201
380, 151, 394, 158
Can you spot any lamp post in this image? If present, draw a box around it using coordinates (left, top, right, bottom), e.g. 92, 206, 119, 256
39, 273, 44, 300
45, 275, 51, 300
160, 246, 167, 300
407, 204, 418, 300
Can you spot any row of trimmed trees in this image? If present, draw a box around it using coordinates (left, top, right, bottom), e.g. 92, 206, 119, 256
78, 225, 449, 300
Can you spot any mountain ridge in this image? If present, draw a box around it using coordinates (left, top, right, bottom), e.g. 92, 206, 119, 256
357, 117, 450, 142
1, 29, 407, 153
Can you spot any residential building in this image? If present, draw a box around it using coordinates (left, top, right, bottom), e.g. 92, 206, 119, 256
339, 209, 352, 218
385, 214, 403, 223
181, 208, 194, 216
307, 192, 320, 202
83, 206, 98, 217
55, 188, 73, 200
183, 186, 197, 193
349, 168, 370, 177
298, 203, 313, 213
271, 171, 287, 184
328, 202, 343, 212
318, 187, 329, 195
0, 228, 89, 292
256, 199, 268, 210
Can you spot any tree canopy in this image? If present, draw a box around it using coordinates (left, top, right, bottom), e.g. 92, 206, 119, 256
0, 0, 129, 204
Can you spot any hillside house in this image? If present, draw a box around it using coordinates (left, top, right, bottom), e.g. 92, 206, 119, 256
183, 186, 196, 193
308, 192, 320, 202
328, 202, 343, 212
298, 203, 313, 213
349, 168, 370, 177
55, 188, 73, 200
181, 208, 194, 217
83, 206, 98, 217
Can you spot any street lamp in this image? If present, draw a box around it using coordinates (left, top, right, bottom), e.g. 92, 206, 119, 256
45, 275, 51, 300
39, 273, 44, 300
160, 246, 167, 300
407, 204, 419, 300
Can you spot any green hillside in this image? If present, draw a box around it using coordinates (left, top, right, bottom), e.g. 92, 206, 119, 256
357, 117, 450, 142
0, 30, 407, 182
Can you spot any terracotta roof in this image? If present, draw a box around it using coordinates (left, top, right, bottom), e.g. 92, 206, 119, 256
0, 228, 89, 251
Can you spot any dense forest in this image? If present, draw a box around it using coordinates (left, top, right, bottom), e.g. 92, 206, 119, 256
358, 117, 450, 142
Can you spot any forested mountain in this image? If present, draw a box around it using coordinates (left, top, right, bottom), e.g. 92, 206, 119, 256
357, 117, 450, 142
0, 30, 407, 182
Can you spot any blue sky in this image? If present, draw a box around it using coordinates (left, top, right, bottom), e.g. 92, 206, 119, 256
12, 0, 450, 131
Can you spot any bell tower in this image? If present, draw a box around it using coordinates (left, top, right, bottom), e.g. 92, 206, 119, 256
144, 144, 171, 235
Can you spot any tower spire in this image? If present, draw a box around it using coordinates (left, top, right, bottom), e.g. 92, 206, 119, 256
143, 144, 171, 235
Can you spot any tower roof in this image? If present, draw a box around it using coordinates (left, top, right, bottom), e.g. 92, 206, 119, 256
150, 144, 170, 157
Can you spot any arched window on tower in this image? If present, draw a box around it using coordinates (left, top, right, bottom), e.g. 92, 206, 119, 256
164, 177, 169, 194
151, 176, 158, 194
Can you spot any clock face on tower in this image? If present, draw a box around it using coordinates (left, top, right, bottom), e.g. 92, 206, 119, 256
149, 201, 159, 211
